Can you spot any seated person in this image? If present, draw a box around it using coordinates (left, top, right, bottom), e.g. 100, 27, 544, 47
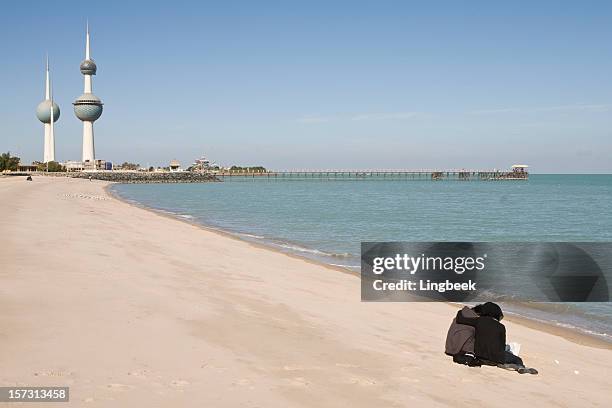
455, 302, 537, 374
445, 305, 481, 365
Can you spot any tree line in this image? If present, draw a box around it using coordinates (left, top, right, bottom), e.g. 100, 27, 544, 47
0, 152, 20, 171
0, 152, 66, 172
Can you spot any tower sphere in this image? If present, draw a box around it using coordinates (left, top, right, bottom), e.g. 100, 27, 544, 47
36, 100, 60, 123
80, 59, 97, 75
73, 93, 103, 122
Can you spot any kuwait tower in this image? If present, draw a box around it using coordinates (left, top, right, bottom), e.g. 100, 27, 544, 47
73, 22, 103, 165
36, 56, 60, 163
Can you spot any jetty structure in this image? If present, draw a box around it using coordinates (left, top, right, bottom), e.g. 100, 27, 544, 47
73, 22, 104, 168
35, 56, 60, 163
214, 166, 529, 181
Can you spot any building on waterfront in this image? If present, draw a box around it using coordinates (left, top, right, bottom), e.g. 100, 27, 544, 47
18, 163, 39, 172
191, 155, 219, 172
169, 160, 182, 172
194, 156, 210, 169
64, 161, 86, 172
510, 164, 529, 179
64, 159, 112, 172
35, 56, 60, 163
73, 22, 103, 168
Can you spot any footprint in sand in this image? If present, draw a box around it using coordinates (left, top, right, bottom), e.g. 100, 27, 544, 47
206, 364, 229, 371
106, 383, 134, 391
127, 370, 148, 379
170, 379, 190, 388
335, 363, 360, 368
396, 377, 420, 383
347, 377, 377, 386
288, 377, 310, 387
282, 365, 323, 372
63, 193, 110, 201
34, 369, 73, 377
283, 365, 304, 371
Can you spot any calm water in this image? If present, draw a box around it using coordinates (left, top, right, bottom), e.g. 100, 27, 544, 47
111, 175, 612, 340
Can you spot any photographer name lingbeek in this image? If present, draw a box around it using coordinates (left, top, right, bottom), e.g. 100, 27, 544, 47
373, 279, 477, 293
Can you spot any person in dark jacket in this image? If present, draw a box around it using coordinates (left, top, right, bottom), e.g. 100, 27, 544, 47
445, 306, 478, 355
445, 305, 481, 366
456, 302, 509, 363
455, 302, 537, 374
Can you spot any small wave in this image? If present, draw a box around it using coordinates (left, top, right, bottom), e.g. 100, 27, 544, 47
536, 318, 609, 339
151, 208, 196, 221
502, 310, 610, 340
329, 263, 360, 269
273, 243, 330, 256
510, 302, 612, 323
237, 233, 266, 239
271, 242, 354, 260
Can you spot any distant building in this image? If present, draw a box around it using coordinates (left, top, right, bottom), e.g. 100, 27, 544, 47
511, 164, 529, 172
191, 155, 219, 172
510, 164, 529, 179
64, 161, 85, 172
64, 159, 110, 172
193, 156, 210, 168
18, 163, 38, 172
169, 159, 182, 172
99, 160, 112, 171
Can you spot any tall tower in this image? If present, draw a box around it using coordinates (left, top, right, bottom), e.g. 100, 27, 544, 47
73, 22, 103, 165
36, 56, 60, 163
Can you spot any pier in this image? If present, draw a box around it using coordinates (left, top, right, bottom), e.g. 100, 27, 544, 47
6, 166, 528, 183
215, 167, 528, 181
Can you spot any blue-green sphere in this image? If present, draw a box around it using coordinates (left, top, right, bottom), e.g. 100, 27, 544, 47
36, 100, 60, 123
73, 93, 103, 122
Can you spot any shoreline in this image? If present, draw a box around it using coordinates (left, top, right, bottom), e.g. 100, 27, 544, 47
104, 182, 360, 279
106, 182, 611, 350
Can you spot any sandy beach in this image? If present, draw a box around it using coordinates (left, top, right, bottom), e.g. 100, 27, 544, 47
1, 176, 610, 407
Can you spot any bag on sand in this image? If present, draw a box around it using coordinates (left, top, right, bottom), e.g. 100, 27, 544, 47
506, 342, 521, 356
452, 352, 481, 367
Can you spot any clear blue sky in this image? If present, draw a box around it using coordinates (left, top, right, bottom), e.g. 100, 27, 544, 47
1, 0, 611, 172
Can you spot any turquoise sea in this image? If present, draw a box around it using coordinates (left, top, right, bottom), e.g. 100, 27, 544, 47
111, 174, 612, 341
